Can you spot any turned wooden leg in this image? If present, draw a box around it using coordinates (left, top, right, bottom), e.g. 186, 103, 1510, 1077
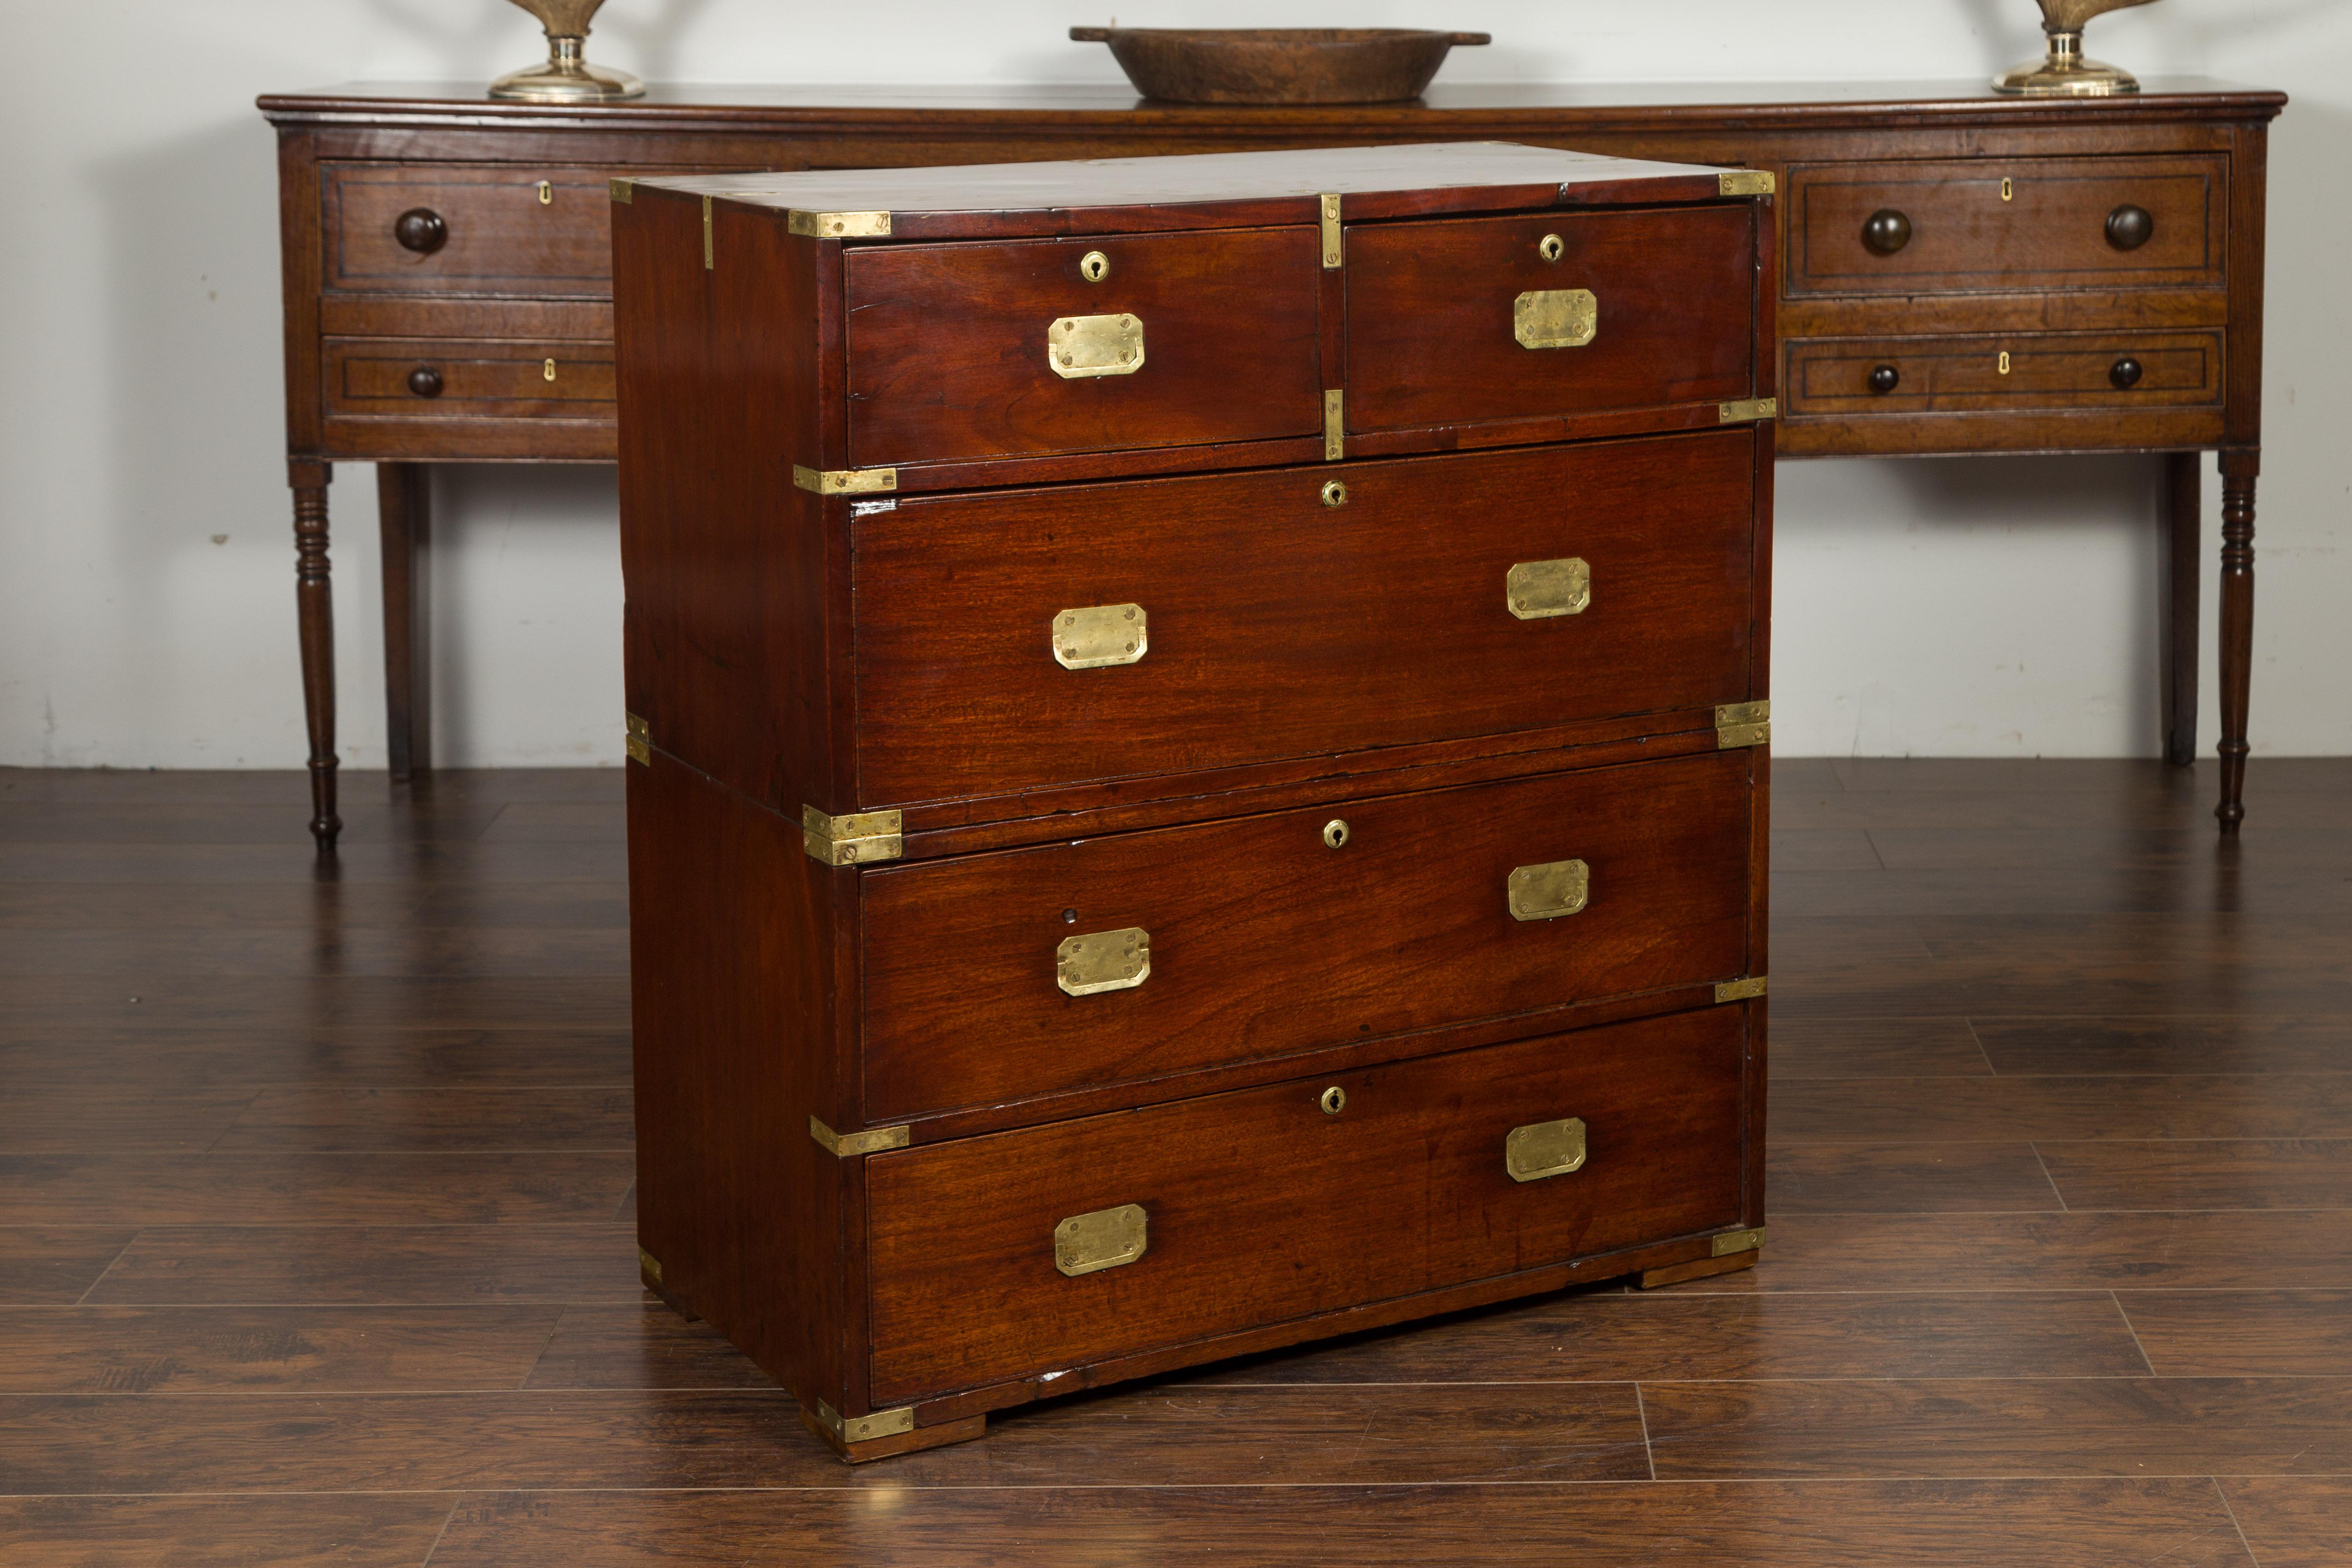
2159, 452, 2201, 768
376, 463, 433, 783
291, 460, 340, 849
2215, 450, 2258, 832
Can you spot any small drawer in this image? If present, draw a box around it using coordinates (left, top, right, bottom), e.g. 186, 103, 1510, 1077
1787, 155, 2224, 298
859, 749, 1754, 1122
324, 338, 615, 418
844, 228, 1324, 467
1342, 206, 1757, 435
1786, 330, 2221, 416
852, 430, 1758, 804
323, 164, 632, 295
865, 1004, 1748, 1404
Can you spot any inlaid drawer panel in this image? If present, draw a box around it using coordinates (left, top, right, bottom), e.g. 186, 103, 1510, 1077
1785, 330, 2221, 416
1342, 206, 1757, 433
852, 430, 1757, 803
865, 1003, 1747, 1404
324, 164, 639, 295
1787, 155, 2225, 298
843, 228, 1324, 467
859, 749, 1753, 1122
324, 337, 615, 419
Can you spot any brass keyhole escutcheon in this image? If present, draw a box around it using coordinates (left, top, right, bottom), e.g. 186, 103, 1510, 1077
1998, 350, 2012, 375
1079, 250, 1111, 282
1320, 1086, 1347, 1115
537, 180, 553, 206
1320, 480, 1348, 509
543, 358, 557, 383
2001, 176, 2014, 202
1322, 819, 1350, 849
1537, 233, 1563, 263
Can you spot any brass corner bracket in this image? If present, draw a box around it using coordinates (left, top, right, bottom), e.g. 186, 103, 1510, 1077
808, 1115, 911, 1157
788, 209, 892, 239
1716, 699, 1770, 750
801, 805, 902, 866
793, 465, 898, 497
1718, 169, 1776, 198
609, 177, 634, 204
1319, 192, 1342, 268
1712, 1226, 1767, 1257
636, 1247, 664, 1283
1719, 397, 1779, 423
813, 1398, 916, 1444
1715, 976, 1768, 1004
624, 711, 651, 765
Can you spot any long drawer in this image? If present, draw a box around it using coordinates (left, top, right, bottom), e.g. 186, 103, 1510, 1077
852, 430, 1758, 804
1787, 154, 2225, 298
865, 1004, 1749, 1405
859, 749, 1753, 1121
1785, 330, 2221, 416
323, 163, 627, 295
324, 337, 615, 420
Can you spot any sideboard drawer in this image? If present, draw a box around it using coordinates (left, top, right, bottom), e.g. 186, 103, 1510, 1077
865, 1003, 1747, 1404
852, 430, 1757, 803
843, 227, 1323, 466
324, 337, 615, 419
324, 164, 630, 295
1342, 206, 1756, 434
1788, 154, 2225, 298
859, 749, 1753, 1121
1785, 329, 2222, 416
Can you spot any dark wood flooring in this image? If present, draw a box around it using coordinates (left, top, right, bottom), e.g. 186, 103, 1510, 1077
2, 757, 2349, 1565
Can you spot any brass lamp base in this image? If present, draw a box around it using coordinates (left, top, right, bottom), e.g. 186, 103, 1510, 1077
490, 32, 644, 103
1993, 29, 2139, 96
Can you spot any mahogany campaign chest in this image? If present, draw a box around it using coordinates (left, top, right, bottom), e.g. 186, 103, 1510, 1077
612, 141, 1775, 1462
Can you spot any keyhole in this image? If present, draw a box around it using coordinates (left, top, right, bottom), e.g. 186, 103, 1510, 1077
1537, 233, 1564, 263
1322, 819, 1351, 849
1062, 908, 1077, 923
537, 180, 553, 206
2000, 176, 2014, 202
544, 358, 557, 382
1080, 250, 1110, 282
1320, 1086, 1347, 1115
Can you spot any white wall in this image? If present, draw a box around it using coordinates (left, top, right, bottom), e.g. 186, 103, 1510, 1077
2, 0, 2346, 767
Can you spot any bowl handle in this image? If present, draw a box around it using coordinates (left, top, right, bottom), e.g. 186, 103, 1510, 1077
1450, 32, 1493, 44
1069, 26, 1113, 41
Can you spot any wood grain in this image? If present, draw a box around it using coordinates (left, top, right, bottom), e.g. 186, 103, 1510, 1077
1775, 1074, 2352, 1143
0, 1494, 456, 1568
0, 1229, 135, 1305
0, 1305, 561, 1393
82, 1225, 644, 1305
2119, 1291, 2352, 1377
2220, 1476, 2352, 1568
1766, 1142, 2062, 1212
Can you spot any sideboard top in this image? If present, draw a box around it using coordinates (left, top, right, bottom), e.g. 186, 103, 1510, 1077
640, 142, 1756, 232
258, 77, 2285, 132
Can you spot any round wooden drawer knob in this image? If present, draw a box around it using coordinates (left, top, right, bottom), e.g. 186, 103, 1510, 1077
394, 207, 448, 255
2105, 204, 2155, 251
1868, 364, 1901, 394
2110, 356, 2143, 390
408, 366, 444, 398
1861, 209, 1912, 255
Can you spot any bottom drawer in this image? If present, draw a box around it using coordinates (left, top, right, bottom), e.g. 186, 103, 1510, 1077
1785, 329, 2221, 416
865, 1005, 1749, 1405
323, 336, 615, 419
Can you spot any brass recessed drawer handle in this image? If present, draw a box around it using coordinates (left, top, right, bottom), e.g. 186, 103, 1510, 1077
1047, 313, 1145, 378
1513, 288, 1597, 350
1506, 558, 1590, 620
1057, 927, 1150, 996
1505, 1116, 1588, 1182
1054, 1203, 1147, 1276
1052, 604, 1147, 670
1508, 858, 1590, 921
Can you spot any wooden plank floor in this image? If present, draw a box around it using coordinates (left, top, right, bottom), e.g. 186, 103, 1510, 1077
3, 758, 2349, 1566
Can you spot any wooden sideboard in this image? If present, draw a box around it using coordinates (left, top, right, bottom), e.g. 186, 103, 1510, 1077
259, 79, 2284, 847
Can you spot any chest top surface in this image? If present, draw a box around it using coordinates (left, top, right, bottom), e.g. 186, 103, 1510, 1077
634, 140, 1761, 240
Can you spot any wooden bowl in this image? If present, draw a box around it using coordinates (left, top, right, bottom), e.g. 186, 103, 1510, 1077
1069, 27, 1492, 105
